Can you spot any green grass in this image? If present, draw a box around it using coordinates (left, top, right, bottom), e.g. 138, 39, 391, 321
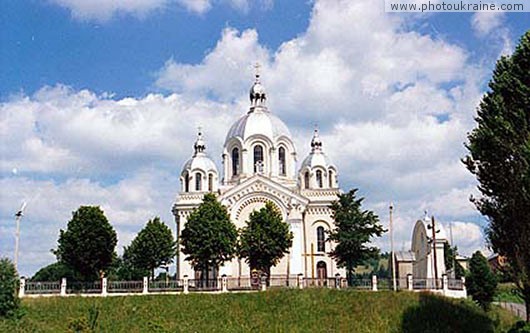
495, 283, 525, 304
0, 289, 518, 332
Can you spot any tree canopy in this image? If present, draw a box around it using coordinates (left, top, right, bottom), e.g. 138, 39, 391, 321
239, 202, 293, 277
328, 189, 385, 283
466, 251, 497, 311
180, 193, 238, 279
0, 258, 19, 318
124, 217, 176, 279
31, 262, 79, 282
464, 30, 530, 321
55, 206, 117, 281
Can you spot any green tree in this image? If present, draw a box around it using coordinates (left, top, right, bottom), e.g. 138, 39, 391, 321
180, 193, 238, 281
239, 202, 293, 279
106, 256, 146, 281
0, 258, 19, 318
328, 189, 385, 284
55, 206, 117, 281
466, 251, 497, 311
124, 217, 177, 279
31, 262, 80, 282
464, 31, 530, 321
444, 243, 465, 279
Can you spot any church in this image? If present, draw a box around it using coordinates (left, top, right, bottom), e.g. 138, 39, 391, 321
172, 70, 345, 280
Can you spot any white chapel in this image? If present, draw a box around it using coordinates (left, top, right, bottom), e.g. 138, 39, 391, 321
173, 70, 345, 280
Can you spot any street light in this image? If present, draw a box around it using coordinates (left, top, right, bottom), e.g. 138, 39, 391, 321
389, 202, 397, 292
14, 201, 26, 272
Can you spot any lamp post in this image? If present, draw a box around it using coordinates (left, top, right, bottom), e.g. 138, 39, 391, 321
14, 202, 26, 272
390, 202, 397, 292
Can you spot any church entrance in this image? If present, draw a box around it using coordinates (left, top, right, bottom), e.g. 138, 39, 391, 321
317, 261, 327, 286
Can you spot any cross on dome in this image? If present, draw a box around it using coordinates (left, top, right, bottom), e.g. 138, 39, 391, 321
249, 63, 266, 107
193, 126, 206, 156
254, 62, 261, 83
310, 126, 323, 153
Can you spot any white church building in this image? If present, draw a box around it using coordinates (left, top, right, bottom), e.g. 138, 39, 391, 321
173, 71, 345, 280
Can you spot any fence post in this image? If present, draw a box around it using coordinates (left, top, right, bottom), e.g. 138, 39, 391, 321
442, 274, 448, 294
143, 277, 148, 294
60, 277, 67, 296
298, 274, 304, 289
407, 274, 413, 291
18, 277, 25, 298
260, 274, 267, 292
183, 275, 189, 294
221, 275, 228, 293
102, 277, 108, 296
335, 274, 341, 289
372, 275, 378, 291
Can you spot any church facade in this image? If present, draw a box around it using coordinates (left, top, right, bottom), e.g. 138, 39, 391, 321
172, 72, 345, 280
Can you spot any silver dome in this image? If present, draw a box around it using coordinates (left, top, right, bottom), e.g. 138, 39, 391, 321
224, 109, 292, 145
182, 154, 218, 175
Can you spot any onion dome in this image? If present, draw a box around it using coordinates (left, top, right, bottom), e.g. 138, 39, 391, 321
182, 129, 218, 175
300, 128, 333, 170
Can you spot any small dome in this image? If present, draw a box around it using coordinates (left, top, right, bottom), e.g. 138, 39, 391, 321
182, 155, 217, 175
299, 128, 334, 171
181, 130, 218, 175
225, 110, 292, 146
300, 153, 331, 170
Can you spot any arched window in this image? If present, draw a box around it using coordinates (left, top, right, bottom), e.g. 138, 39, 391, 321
328, 170, 334, 188
195, 173, 202, 191
317, 226, 325, 252
316, 170, 323, 188
232, 148, 239, 176
208, 174, 213, 192
278, 147, 286, 176
304, 171, 310, 189
184, 173, 190, 192
254, 145, 264, 173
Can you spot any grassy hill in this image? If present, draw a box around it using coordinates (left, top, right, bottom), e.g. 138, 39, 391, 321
0, 289, 517, 332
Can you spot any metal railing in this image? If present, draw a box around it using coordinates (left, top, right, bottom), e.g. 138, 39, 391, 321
412, 278, 442, 290
188, 279, 219, 291
226, 277, 256, 291
447, 278, 464, 290
25, 281, 61, 295
108, 280, 143, 293
349, 279, 373, 290
67, 281, 102, 294
22, 275, 467, 297
269, 275, 299, 288
149, 280, 183, 292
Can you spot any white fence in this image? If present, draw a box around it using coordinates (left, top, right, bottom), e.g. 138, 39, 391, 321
19, 274, 466, 298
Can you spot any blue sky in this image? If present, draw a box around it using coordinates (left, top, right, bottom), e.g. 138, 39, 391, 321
1, 0, 529, 276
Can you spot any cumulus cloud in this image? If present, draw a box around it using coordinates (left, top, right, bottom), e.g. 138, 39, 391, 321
1, 0, 498, 275
0, 170, 179, 276
50, 0, 274, 21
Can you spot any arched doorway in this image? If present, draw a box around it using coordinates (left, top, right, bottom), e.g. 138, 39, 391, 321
317, 261, 327, 286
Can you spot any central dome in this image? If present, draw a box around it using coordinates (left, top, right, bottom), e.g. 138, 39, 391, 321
224, 109, 292, 145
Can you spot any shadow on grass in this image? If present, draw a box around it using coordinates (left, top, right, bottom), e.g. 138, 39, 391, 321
402, 293, 496, 333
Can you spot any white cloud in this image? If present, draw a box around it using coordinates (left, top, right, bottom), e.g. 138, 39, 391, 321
1, 0, 497, 275
0, 170, 179, 277
50, 0, 274, 21
471, 11, 505, 37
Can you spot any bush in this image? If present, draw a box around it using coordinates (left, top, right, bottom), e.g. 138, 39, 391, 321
0, 258, 20, 317
508, 321, 530, 333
